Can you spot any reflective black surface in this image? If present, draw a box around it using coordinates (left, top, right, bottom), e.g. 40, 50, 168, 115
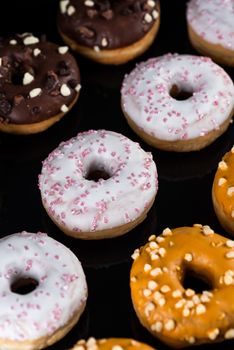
0, 1, 233, 349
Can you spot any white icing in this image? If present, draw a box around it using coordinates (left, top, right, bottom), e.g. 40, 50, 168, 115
187, 0, 234, 50
121, 54, 234, 141
39, 130, 158, 234
0, 232, 87, 341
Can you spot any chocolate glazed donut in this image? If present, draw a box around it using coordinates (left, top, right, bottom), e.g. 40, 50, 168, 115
58, 0, 160, 65
0, 33, 81, 134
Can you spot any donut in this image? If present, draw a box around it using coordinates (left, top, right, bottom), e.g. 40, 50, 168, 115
70, 337, 156, 350
57, 0, 160, 65
212, 146, 234, 235
0, 33, 81, 135
130, 224, 234, 348
187, 0, 234, 67
121, 53, 234, 152
0, 231, 87, 350
39, 129, 158, 240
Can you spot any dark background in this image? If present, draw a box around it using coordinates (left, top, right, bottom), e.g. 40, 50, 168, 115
0, 1, 233, 349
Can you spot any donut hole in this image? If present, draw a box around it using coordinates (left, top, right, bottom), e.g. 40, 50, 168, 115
169, 84, 194, 101
11, 277, 39, 295
182, 268, 213, 293
85, 165, 111, 182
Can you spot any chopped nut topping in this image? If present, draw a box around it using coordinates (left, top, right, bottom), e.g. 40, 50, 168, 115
226, 240, 234, 248
207, 328, 219, 340
202, 225, 214, 236
196, 303, 206, 315
144, 13, 153, 23
165, 319, 176, 331
101, 37, 108, 47
224, 328, 234, 339
151, 321, 163, 332
218, 161, 228, 170
184, 253, 193, 262
60, 104, 69, 113
23, 72, 34, 85
148, 280, 158, 290
60, 84, 71, 97
33, 48, 41, 56
172, 289, 182, 298
58, 46, 69, 54
218, 177, 226, 186
23, 35, 39, 45
60, 0, 69, 13
85, 0, 94, 7
67, 5, 76, 16
29, 88, 41, 98
162, 227, 172, 236
226, 251, 234, 259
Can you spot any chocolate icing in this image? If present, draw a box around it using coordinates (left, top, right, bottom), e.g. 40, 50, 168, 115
0, 34, 80, 125
58, 0, 160, 50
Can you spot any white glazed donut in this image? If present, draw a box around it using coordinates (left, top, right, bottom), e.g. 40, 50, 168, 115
39, 129, 158, 240
121, 53, 234, 152
187, 0, 234, 66
0, 232, 87, 350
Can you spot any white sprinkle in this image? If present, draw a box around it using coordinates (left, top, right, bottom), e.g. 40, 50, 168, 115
10, 39, 17, 45
130, 276, 136, 283
175, 299, 186, 309
147, 0, 156, 7
207, 328, 219, 340
148, 280, 158, 290
94, 45, 100, 52
85, 0, 94, 7
225, 329, 234, 339
158, 297, 166, 306
150, 267, 162, 277
226, 240, 234, 248
153, 291, 162, 301
144, 13, 153, 23
227, 187, 234, 196
143, 289, 152, 297
60, 84, 71, 97
165, 319, 176, 331
196, 304, 206, 315
148, 234, 156, 241
23, 36, 39, 45
150, 253, 159, 260
58, 46, 69, 54
61, 104, 69, 113
144, 302, 155, 316
224, 274, 233, 285
202, 225, 214, 236
183, 308, 190, 317
172, 290, 182, 298
144, 263, 152, 272
184, 253, 193, 262
160, 285, 171, 293
33, 48, 41, 57
162, 228, 172, 236
158, 247, 166, 257
156, 236, 165, 243
75, 84, 82, 93
87, 338, 96, 346
23, 72, 34, 85
67, 5, 76, 15
101, 37, 108, 48
131, 249, 140, 260
112, 346, 124, 350
152, 10, 159, 19
218, 177, 226, 186
226, 251, 234, 259
218, 161, 228, 170
29, 88, 41, 98
151, 321, 163, 332
149, 241, 158, 250
185, 288, 195, 297
60, 0, 69, 13
0, 58, 2, 66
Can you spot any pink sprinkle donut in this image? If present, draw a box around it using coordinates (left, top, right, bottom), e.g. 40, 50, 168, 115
0, 232, 87, 350
121, 53, 234, 152
39, 129, 158, 239
187, 0, 234, 66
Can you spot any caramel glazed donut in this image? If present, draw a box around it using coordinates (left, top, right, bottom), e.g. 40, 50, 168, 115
212, 145, 234, 235
39, 130, 158, 240
0, 232, 87, 350
57, 0, 160, 65
0, 33, 81, 134
187, 0, 234, 67
70, 338, 156, 350
121, 53, 234, 152
131, 225, 234, 348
